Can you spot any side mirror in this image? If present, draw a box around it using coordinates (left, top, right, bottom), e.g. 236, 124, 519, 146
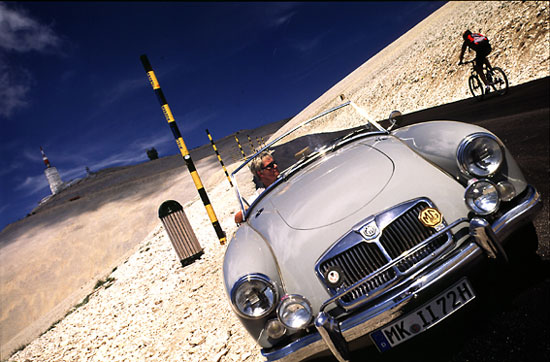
388, 110, 402, 131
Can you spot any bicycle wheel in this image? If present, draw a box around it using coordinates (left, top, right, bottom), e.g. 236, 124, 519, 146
468, 75, 484, 101
490, 67, 509, 96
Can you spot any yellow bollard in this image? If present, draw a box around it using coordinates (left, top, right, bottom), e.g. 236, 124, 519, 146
140, 54, 226, 245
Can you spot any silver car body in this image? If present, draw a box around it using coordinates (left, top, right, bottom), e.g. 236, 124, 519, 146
223, 102, 541, 361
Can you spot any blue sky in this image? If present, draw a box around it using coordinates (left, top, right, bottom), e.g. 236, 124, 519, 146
0, 1, 445, 230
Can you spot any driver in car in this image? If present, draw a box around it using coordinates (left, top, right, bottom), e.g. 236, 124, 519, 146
234, 151, 279, 224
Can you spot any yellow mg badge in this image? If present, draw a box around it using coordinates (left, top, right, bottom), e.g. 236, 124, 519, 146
419, 207, 442, 228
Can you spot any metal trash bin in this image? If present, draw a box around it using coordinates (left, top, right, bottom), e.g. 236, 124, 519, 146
159, 200, 204, 267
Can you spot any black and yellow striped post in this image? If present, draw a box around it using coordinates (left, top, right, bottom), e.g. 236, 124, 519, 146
247, 135, 256, 154
261, 136, 266, 148
234, 132, 247, 160
256, 137, 262, 149
206, 129, 233, 187
140, 54, 226, 245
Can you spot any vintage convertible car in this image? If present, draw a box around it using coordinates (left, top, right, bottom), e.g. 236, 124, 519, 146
223, 101, 542, 362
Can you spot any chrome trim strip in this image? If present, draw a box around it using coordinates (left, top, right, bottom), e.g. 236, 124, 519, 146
262, 332, 323, 362
492, 185, 542, 240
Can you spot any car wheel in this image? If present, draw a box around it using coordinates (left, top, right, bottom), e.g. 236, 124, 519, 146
503, 222, 539, 264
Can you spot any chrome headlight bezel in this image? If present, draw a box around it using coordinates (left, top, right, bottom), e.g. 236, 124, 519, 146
277, 294, 313, 331
457, 133, 504, 177
464, 179, 501, 215
230, 274, 278, 320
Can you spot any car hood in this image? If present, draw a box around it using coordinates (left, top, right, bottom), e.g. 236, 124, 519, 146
247, 135, 468, 311
269, 140, 394, 229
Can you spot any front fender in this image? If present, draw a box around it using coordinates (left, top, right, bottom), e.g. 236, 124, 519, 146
223, 224, 282, 347
392, 121, 527, 193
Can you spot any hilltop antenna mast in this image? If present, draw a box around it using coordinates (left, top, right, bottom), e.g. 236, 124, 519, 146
40, 146, 65, 194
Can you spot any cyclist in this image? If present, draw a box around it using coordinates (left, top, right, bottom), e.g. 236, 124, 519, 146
458, 30, 493, 92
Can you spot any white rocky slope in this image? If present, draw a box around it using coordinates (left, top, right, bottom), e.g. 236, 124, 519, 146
7, 1, 549, 362
8, 182, 259, 362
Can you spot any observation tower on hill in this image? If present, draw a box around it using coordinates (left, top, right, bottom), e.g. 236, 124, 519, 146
40, 146, 65, 194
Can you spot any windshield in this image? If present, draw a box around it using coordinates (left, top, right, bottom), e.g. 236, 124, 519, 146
231, 101, 388, 221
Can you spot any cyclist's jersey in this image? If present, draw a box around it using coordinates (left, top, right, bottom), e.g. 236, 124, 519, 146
464, 33, 489, 51
461, 32, 491, 65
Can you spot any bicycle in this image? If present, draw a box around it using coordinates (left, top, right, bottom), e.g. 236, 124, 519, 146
461, 59, 509, 101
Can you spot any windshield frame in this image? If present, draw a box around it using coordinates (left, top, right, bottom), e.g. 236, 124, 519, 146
230, 101, 388, 222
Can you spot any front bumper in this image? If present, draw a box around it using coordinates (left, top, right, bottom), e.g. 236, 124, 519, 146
262, 185, 542, 362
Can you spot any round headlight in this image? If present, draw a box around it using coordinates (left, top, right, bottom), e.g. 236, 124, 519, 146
465, 180, 500, 215
277, 295, 313, 330
457, 133, 504, 177
231, 274, 277, 319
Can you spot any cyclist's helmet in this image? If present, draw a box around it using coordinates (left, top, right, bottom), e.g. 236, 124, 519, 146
463, 30, 472, 41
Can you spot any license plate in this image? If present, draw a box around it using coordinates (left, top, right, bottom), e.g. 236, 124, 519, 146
370, 278, 475, 352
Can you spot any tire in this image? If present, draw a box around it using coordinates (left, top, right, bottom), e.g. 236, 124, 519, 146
468, 75, 484, 101
503, 222, 539, 264
489, 67, 509, 96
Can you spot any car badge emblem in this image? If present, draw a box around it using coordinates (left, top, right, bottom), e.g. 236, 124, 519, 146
419, 207, 442, 228
324, 266, 344, 288
364, 224, 378, 237
361, 223, 379, 239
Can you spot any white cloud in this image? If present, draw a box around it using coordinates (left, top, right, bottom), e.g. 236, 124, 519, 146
101, 77, 146, 107
0, 2, 61, 53
289, 31, 328, 54
0, 62, 32, 118
266, 3, 298, 29
175, 109, 218, 135
271, 10, 296, 28
263, 4, 329, 56
0, 158, 24, 178
0, 203, 10, 215
0, 2, 62, 118
14, 173, 49, 195
130, 131, 173, 151
69, 130, 175, 173
87, 149, 148, 171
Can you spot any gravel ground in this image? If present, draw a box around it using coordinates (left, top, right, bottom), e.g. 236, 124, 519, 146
7, 181, 266, 362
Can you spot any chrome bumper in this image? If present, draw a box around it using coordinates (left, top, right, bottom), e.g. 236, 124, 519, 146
262, 185, 542, 362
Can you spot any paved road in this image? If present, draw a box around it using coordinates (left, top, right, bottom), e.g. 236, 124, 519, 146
325, 77, 550, 362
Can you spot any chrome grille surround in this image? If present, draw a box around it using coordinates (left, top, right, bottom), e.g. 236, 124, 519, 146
315, 198, 453, 308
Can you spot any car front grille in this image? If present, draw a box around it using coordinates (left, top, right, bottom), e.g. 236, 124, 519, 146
380, 202, 448, 272
319, 242, 396, 303
317, 200, 451, 306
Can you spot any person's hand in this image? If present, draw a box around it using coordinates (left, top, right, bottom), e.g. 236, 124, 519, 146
235, 210, 244, 224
